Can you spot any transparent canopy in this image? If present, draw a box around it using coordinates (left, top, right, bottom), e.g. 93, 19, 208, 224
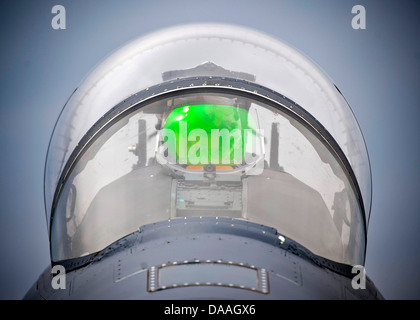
46, 24, 371, 265
51, 91, 365, 265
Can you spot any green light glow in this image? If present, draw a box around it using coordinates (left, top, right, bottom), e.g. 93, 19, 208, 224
162, 104, 257, 165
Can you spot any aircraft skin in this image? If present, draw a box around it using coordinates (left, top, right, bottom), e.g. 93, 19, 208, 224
24, 217, 382, 300
24, 24, 383, 300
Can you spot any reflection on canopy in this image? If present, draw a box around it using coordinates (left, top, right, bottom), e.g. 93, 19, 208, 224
51, 92, 365, 266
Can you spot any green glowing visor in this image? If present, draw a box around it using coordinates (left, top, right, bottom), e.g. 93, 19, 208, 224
158, 104, 262, 168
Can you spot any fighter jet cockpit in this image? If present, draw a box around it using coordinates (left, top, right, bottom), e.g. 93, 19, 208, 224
45, 24, 372, 276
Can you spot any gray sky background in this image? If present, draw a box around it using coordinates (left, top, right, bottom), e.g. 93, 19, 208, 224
0, 0, 419, 299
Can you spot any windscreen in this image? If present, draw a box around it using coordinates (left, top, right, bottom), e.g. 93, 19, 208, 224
51, 92, 365, 265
